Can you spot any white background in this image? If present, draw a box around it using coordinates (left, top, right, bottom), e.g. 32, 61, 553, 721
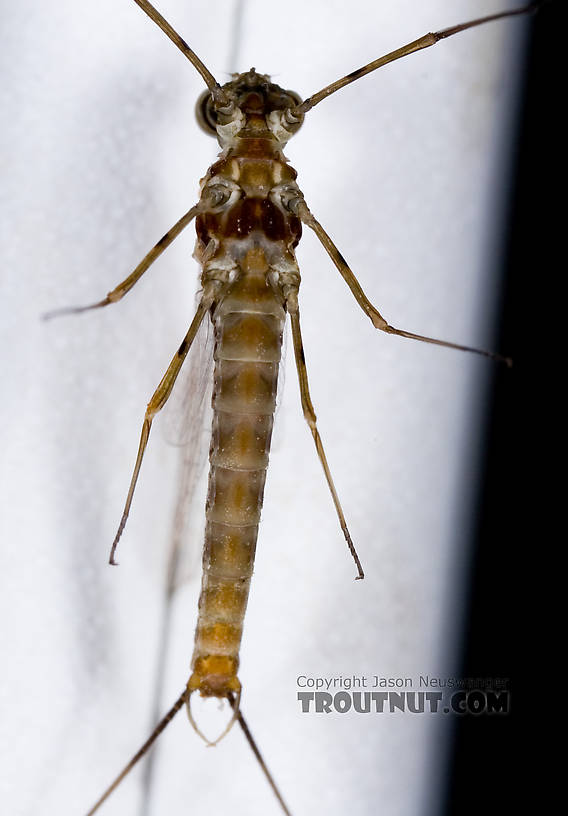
1, 2, 525, 815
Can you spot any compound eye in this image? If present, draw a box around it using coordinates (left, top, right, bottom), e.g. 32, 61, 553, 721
195, 90, 217, 136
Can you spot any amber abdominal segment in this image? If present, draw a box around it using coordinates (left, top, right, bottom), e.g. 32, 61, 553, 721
189, 78, 302, 697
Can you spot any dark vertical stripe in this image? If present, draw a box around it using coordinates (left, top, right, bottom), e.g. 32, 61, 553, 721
442, 5, 556, 815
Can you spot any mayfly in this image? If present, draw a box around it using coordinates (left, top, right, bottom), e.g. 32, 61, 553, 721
22, 0, 536, 812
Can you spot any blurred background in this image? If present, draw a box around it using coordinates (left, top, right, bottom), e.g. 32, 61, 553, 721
1, 1, 550, 815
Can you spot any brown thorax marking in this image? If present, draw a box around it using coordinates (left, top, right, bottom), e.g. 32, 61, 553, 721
192, 68, 306, 281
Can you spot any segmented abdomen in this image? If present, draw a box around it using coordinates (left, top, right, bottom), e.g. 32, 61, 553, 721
189, 248, 285, 697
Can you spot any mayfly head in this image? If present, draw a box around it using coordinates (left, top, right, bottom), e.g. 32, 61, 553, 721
196, 69, 304, 148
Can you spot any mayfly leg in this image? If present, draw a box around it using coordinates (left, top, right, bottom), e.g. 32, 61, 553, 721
108, 286, 218, 564
285, 292, 365, 579
295, 200, 513, 365
292, 3, 541, 116
41, 196, 218, 564
42, 205, 201, 320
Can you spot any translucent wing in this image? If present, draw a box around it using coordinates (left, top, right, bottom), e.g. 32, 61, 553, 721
270, 316, 288, 452
162, 290, 288, 587
161, 295, 214, 449
161, 287, 215, 590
